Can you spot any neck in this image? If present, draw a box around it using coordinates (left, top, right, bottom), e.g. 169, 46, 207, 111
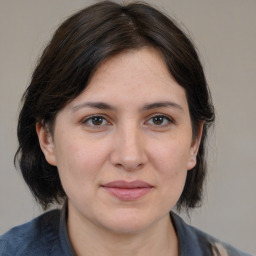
67, 207, 178, 256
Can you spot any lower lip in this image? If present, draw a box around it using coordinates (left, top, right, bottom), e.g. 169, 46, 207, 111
103, 187, 152, 201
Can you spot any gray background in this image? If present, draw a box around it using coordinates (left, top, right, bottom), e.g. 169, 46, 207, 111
0, 0, 255, 254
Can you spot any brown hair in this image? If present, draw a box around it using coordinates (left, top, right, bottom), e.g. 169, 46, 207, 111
15, 1, 215, 211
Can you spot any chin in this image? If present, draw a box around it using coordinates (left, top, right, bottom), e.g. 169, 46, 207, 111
98, 208, 159, 235
104, 221, 149, 235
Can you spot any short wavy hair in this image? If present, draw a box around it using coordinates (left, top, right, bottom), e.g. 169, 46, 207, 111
15, 1, 215, 211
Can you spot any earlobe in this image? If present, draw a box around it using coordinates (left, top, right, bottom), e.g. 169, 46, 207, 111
187, 122, 204, 170
36, 123, 57, 166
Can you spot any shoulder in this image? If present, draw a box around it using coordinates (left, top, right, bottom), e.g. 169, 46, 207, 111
190, 224, 253, 256
171, 212, 254, 256
0, 209, 61, 256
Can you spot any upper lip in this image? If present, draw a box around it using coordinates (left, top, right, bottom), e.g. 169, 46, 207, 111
102, 180, 153, 189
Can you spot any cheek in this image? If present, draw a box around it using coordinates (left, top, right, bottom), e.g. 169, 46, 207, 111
150, 140, 190, 195
151, 139, 191, 173
53, 135, 110, 193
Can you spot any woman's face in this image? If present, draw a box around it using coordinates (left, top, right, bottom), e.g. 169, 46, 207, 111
38, 47, 201, 234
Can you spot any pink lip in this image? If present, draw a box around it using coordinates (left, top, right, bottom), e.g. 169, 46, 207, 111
101, 180, 153, 201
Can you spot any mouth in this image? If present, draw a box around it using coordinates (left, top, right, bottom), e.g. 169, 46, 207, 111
101, 180, 153, 201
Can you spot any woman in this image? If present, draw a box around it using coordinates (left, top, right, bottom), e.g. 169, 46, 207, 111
0, 1, 252, 256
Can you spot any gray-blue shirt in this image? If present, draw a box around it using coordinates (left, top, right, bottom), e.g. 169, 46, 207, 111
0, 208, 253, 256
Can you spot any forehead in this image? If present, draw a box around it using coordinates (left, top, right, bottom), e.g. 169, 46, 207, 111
69, 47, 188, 110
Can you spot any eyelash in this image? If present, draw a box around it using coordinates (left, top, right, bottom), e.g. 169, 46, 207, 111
81, 115, 110, 128
81, 114, 175, 129
146, 114, 175, 127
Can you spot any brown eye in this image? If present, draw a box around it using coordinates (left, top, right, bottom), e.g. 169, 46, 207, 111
91, 116, 104, 126
82, 115, 109, 127
152, 116, 165, 125
149, 115, 171, 126
147, 115, 172, 126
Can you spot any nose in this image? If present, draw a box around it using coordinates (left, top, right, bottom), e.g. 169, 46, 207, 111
110, 123, 148, 172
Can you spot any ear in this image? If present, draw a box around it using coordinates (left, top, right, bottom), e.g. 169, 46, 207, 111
187, 122, 204, 171
36, 122, 57, 166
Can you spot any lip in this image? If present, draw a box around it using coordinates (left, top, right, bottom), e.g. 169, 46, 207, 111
101, 180, 153, 201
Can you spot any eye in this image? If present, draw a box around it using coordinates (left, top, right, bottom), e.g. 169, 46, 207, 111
82, 115, 109, 128
146, 115, 174, 127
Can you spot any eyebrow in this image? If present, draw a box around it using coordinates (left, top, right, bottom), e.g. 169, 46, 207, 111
72, 101, 184, 112
141, 101, 184, 112
72, 102, 116, 111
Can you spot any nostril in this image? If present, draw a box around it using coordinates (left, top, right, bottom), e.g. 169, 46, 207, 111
109, 133, 148, 171
115, 163, 123, 169
113, 161, 145, 172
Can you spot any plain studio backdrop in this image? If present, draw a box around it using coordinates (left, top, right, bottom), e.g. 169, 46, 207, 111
0, 0, 255, 254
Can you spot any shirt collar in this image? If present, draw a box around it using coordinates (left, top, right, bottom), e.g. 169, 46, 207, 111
58, 206, 204, 256
59, 204, 76, 256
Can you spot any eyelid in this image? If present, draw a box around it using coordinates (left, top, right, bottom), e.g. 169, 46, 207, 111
80, 113, 175, 128
81, 114, 111, 127
145, 113, 175, 126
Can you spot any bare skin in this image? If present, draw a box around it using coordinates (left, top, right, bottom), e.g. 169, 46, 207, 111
68, 201, 178, 256
37, 47, 202, 256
